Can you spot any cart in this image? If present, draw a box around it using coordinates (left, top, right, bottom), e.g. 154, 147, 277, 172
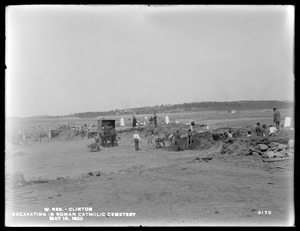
97, 119, 120, 147
87, 142, 101, 152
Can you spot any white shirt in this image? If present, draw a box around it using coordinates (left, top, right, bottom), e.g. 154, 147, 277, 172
269, 127, 278, 135
133, 134, 141, 141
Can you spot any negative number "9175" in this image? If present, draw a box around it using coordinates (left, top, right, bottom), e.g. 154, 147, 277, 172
258, 210, 271, 215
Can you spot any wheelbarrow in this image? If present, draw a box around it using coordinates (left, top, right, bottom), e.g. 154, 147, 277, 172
87, 142, 100, 152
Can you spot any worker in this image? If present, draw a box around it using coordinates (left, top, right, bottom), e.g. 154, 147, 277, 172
149, 116, 153, 127
94, 134, 100, 144
153, 113, 157, 127
174, 130, 181, 151
133, 131, 141, 151
187, 129, 193, 146
110, 129, 116, 147
155, 137, 163, 148
132, 116, 137, 127
147, 130, 154, 145
227, 130, 233, 138
273, 108, 281, 131
255, 122, 263, 136
262, 124, 268, 136
246, 131, 252, 137
269, 124, 278, 136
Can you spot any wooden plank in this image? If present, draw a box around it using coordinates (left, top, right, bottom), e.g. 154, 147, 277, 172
275, 166, 293, 170
263, 157, 292, 162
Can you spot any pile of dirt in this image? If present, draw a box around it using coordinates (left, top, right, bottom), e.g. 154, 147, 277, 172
167, 131, 216, 151
188, 131, 215, 150
220, 138, 251, 155
121, 124, 294, 156
219, 129, 294, 156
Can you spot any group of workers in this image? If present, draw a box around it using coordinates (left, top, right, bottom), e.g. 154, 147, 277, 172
132, 114, 158, 128
93, 126, 117, 147
252, 123, 278, 137
93, 107, 284, 152
132, 107, 284, 151
131, 113, 157, 151
132, 128, 194, 152
250, 107, 281, 137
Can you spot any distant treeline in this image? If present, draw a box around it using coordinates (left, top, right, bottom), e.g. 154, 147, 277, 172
68, 100, 294, 119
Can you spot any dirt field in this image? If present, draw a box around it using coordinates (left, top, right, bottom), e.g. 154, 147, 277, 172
5, 109, 295, 226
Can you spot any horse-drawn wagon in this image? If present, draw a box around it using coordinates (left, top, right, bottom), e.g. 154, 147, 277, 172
97, 119, 120, 147
87, 119, 120, 151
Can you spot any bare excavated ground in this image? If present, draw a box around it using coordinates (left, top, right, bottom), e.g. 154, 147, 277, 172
5, 134, 294, 226
5, 110, 295, 226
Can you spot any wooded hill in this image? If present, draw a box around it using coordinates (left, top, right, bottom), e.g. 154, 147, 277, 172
69, 100, 294, 119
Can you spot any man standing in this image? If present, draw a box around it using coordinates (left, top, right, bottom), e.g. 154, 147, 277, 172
110, 129, 116, 147
187, 129, 193, 146
273, 108, 281, 130
132, 116, 137, 127
174, 130, 181, 151
133, 131, 141, 151
149, 116, 153, 127
153, 113, 157, 127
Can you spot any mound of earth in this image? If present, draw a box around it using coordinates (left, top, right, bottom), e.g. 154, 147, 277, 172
220, 138, 251, 155
220, 129, 294, 156
118, 124, 294, 157
165, 131, 215, 152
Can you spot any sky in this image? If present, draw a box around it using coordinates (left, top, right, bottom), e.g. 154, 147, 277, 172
5, 5, 294, 117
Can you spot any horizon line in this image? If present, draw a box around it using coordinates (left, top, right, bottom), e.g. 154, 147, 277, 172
6, 99, 294, 119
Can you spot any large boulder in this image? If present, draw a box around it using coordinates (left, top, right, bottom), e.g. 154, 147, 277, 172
263, 151, 275, 158
288, 139, 294, 149
257, 144, 269, 151
273, 152, 285, 158
268, 142, 280, 148
277, 144, 288, 149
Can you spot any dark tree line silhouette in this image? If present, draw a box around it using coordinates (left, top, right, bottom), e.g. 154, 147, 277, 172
67, 100, 293, 118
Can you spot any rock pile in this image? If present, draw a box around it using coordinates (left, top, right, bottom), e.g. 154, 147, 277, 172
249, 139, 294, 159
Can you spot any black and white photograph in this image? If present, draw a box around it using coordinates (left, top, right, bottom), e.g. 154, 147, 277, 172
5, 5, 294, 226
